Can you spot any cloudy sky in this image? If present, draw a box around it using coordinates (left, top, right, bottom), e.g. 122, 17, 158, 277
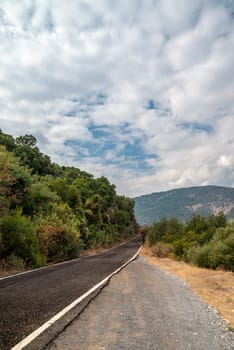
0, 0, 233, 197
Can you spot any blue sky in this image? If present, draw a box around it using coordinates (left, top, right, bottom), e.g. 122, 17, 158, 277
0, 0, 233, 196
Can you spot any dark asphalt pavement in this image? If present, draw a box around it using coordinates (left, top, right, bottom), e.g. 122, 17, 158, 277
0, 237, 141, 350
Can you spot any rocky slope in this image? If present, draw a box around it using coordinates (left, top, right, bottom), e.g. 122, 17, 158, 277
134, 185, 234, 225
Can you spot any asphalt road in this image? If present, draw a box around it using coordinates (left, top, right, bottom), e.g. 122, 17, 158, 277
48, 256, 234, 350
0, 237, 141, 350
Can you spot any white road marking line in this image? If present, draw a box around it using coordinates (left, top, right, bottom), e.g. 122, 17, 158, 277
10, 246, 142, 350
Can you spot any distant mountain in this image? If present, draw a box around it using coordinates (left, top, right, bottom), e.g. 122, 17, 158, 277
134, 185, 234, 225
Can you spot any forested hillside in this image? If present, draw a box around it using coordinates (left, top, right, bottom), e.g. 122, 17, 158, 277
0, 130, 139, 270
134, 186, 234, 225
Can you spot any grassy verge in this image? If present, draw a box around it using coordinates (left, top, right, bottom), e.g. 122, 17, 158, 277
142, 245, 234, 328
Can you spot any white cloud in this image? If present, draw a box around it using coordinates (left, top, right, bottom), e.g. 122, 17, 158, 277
0, 0, 233, 196
217, 155, 233, 168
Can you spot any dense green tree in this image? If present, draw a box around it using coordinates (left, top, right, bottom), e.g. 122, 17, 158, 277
116, 210, 131, 227
13, 134, 55, 176
0, 146, 15, 215
14, 144, 53, 176
185, 214, 209, 235
15, 134, 37, 147
23, 181, 57, 216
61, 166, 92, 184
147, 218, 173, 246
95, 176, 116, 210
208, 212, 227, 228
72, 176, 96, 203
85, 194, 103, 225
187, 221, 234, 271
0, 129, 139, 270
0, 130, 16, 151
0, 211, 43, 267
36, 202, 82, 261
0, 146, 31, 214
9, 160, 32, 210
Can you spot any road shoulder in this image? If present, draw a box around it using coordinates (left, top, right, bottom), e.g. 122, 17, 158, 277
47, 256, 234, 350
142, 248, 234, 328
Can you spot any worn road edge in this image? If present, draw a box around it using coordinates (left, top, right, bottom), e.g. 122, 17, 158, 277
10, 245, 143, 350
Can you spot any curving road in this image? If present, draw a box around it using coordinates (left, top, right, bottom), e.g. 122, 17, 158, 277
0, 237, 141, 350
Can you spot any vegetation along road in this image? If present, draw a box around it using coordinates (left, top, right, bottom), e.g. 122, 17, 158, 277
0, 237, 141, 350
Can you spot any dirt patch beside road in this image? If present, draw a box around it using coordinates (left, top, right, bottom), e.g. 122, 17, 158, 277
142, 246, 234, 328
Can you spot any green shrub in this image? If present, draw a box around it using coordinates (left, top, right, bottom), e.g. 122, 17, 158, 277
36, 202, 82, 262
147, 218, 185, 247
0, 211, 44, 267
5, 254, 25, 270
187, 245, 210, 268
151, 242, 175, 258
187, 223, 234, 271
116, 210, 131, 227
36, 224, 82, 262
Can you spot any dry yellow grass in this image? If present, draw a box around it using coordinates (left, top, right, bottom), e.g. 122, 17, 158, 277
141, 245, 234, 328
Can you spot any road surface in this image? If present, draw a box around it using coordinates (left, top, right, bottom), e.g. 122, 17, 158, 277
0, 237, 141, 350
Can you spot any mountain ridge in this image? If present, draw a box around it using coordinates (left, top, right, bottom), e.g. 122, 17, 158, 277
134, 185, 234, 225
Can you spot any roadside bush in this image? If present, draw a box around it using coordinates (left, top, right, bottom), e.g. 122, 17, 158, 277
145, 214, 232, 270
36, 224, 82, 262
187, 223, 234, 271
187, 244, 210, 268
5, 254, 25, 270
87, 225, 106, 248
0, 211, 44, 268
116, 210, 131, 227
151, 242, 175, 258
36, 202, 82, 262
23, 181, 57, 216
209, 228, 234, 271
147, 218, 185, 247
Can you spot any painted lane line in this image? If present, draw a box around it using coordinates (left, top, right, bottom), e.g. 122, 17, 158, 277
11, 245, 142, 350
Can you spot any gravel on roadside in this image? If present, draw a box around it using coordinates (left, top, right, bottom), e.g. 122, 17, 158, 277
47, 256, 234, 350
